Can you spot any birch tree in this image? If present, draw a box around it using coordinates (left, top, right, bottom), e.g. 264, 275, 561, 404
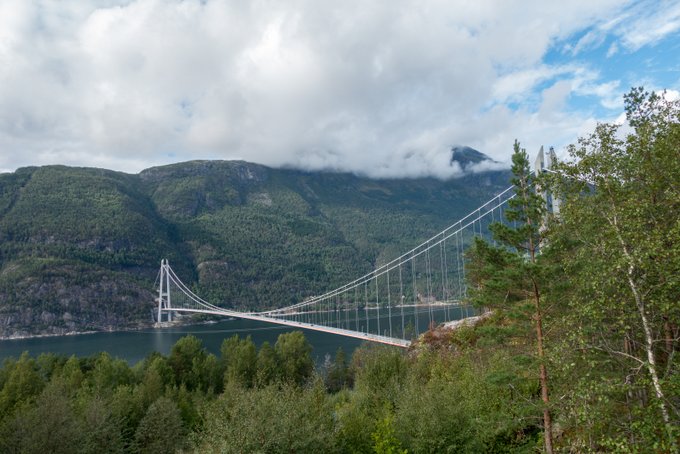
550, 88, 679, 451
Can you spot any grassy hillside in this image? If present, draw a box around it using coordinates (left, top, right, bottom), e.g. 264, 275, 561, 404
0, 160, 509, 337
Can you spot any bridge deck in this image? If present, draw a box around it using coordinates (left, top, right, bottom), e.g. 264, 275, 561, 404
164, 308, 412, 348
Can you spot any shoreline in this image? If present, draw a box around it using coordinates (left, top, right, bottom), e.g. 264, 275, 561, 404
0, 317, 234, 342
0, 327, 142, 342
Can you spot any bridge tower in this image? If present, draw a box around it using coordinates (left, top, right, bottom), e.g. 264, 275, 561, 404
534, 146, 560, 215
157, 259, 172, 323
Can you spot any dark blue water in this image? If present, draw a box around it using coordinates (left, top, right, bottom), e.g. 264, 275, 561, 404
0, 305, 469, 365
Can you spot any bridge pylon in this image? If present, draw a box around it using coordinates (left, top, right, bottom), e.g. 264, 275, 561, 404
534, 146, 560, 215
157, 259, 172, 323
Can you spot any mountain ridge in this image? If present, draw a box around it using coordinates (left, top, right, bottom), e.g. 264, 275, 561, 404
0, 159, 510, 338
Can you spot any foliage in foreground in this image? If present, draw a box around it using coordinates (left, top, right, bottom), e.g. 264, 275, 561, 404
467, 87, 680, 453
545, 88, 680, 452
0, 326, 546, 454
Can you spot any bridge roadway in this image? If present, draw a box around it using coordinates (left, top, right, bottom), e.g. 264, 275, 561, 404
163, 307, 412, 348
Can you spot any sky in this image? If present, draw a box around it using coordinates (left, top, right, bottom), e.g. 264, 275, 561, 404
1, 0, 679, 178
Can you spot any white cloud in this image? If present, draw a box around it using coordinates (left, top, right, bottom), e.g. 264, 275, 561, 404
568, 29, 606, 56
0, 0, 674, 178
561, 1, 680, 55
617, 2, 680, 51
606, 42, 619, 57
662, 89, 680, 102
539, 80, 573, 116
572, 74, 622, 110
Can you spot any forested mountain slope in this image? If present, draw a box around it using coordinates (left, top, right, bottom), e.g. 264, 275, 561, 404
0, 158, 509, 338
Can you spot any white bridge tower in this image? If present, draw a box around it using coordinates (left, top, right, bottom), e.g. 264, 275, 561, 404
157, 259, 172, 323
534, 146, 560, 215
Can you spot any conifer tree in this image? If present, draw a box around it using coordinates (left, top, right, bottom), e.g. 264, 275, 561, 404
467, 140, 554, 453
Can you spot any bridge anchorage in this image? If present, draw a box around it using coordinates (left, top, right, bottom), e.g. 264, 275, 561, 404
155, 184, 521, 347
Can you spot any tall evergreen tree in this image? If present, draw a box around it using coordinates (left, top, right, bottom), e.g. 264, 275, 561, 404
467, 140, 554, 453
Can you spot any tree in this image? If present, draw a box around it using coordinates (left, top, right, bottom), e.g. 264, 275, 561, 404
467, 141, 554, 453
138, 358, 167, 407
0, 380, 81, 454
371, 413, 407, 454
35, 353, 66, 382
108, 384, 147, 446
255, 341, 280, 386
325, 348, 352, 392
351, 344, 407, 397
221, 335, 257, 388
199, 353, 223, 394
0, 352, 45, 417
134, 397, 184, 454
274, 331, 313, 386
547, 88, 680, 451
394, 375, 480, 453
168, 335, 206, 390
196, 382, 337, 453
60, 355, 84, 393
86, 352, 134, 394
78, 395, 125, 454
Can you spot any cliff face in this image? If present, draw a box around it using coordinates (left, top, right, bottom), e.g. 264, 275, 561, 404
0, 159, 509, 338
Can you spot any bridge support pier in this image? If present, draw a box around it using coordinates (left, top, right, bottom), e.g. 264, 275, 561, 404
157, 259, 172, 323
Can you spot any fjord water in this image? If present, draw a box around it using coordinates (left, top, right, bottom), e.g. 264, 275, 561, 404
0, 305, 468, 365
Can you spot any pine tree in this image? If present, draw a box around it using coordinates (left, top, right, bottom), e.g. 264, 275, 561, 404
467, 140, 554, 453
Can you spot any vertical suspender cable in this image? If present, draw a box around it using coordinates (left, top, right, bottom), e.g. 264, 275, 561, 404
375, 275, 381, 337
412, 253, 419, 337
355, 285, 360, 332
344, 292, 349, 330
440, 236, 448, 320
454, 228, 462, 301
491, 199, 495, 246
479, 208, 484, 237
399, 263, 405, 339
425, 244, 433, 327
387, 269, 392, 338
364, 281, 369, 334
460, 229, 467, 299
455, 229, 466, 316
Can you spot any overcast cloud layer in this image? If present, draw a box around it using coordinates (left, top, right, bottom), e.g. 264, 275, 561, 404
1, 0, 679, 178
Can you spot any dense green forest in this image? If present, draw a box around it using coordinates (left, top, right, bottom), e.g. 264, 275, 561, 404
0, 88, 677, 453
0, 328, 542, 453
0, 151, 508, 338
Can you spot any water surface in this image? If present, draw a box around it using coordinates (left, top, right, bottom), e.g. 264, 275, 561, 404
0, 305, 469, 365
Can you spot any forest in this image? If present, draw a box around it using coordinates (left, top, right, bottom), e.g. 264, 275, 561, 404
0, 88, 678, 453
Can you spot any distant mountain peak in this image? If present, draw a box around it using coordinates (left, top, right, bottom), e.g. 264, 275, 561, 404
450, 146, 495, 170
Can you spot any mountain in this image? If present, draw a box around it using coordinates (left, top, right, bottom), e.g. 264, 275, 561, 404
0, 160, 510, 338
450, 146, 497, 170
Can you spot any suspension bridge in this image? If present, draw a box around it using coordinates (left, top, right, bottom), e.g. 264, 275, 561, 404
155, 149, 557, 348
